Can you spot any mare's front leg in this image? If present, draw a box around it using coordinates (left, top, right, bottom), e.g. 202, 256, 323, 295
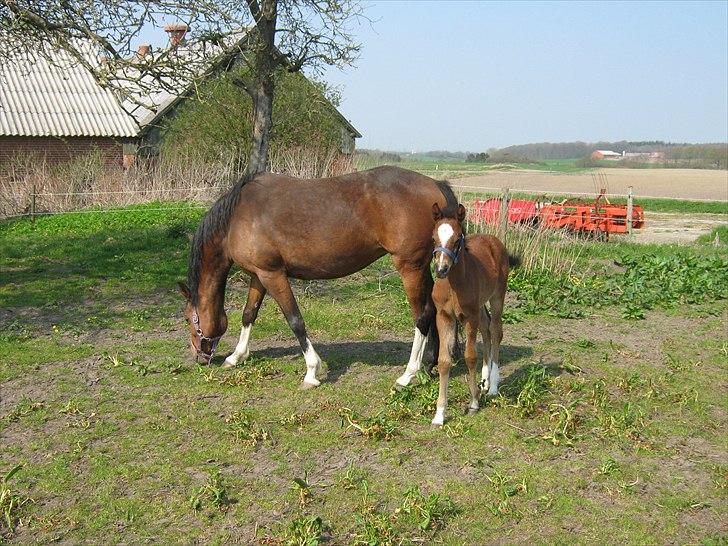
394, 259, 437, 387
223, 273, 267, 368
258, 270, 322, 388
432, 310, 456, 426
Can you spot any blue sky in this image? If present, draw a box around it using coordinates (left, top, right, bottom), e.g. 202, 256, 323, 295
321, 1, 728, 151
140, 1, 728, 152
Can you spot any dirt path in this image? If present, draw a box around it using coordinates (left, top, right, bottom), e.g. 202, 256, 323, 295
451, 168, 728, 200
630, 212, 727, 244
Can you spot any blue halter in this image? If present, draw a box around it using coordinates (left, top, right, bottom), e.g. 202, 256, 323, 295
433, 233, 465, 265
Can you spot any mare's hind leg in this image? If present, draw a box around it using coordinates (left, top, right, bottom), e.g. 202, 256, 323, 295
486, 297, 504, 396
394, 260, 437, 387
478, 306, 492, 392
223, 273, 267, 368
258, 270, 322, 388
432, 310, 456, 426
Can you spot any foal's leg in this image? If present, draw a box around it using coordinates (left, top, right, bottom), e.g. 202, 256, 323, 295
394, 260, 437, 387
432, 310, 456, 426
486, 297, 504, 396
223, 273, 267, 368
478, 306, 492, 392
464, 319, 480, 415
258, 270, 322, 388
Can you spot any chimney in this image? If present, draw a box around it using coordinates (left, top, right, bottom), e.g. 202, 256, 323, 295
164, 23, 189, 47
137, 44, 151, 57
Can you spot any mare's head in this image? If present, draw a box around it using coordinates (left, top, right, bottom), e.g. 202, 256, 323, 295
178, 282, 227, 364
431, 202, 466, 278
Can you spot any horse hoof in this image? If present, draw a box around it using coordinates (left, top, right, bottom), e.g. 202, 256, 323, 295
468, 407, 479, 416
431, 419, 443, 428
487, 388, 499, 397
222, 358, 238, 369
300, 379, 320, 390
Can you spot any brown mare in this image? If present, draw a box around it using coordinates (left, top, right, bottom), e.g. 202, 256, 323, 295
178, 166, 461, 388
429, 203, 520, 426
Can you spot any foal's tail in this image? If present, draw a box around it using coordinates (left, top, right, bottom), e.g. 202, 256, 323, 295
507, 252, 522, 270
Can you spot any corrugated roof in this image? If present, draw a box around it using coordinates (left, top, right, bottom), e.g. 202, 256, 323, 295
0, 43, 140, 138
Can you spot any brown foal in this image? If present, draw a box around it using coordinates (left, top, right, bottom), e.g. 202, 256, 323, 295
429, 203, 518, 426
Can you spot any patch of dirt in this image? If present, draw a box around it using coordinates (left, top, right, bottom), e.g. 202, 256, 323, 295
452, 168, 728, 201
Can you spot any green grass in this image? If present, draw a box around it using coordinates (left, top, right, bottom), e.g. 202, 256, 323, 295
1, 205, 727, 543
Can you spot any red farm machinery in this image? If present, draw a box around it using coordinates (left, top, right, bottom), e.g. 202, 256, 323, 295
471, 190, 645, 240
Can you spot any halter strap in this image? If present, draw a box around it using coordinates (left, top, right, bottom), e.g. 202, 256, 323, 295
191, 309, 223, 361
433, 233, 465, 265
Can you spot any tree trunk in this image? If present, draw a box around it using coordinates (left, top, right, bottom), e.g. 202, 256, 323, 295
246, 79, 274, 176
244, 0, 278, 177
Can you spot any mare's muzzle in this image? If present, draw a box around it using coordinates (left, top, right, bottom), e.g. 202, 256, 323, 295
191, 310, 223, 364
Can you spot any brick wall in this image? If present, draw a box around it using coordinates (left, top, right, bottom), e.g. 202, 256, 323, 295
0, 136, 126, 167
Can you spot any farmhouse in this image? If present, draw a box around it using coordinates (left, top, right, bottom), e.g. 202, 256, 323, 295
0, 26, 361, 167
590, 150, 622, 160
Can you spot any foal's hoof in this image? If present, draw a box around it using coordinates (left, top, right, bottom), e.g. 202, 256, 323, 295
300, 378, 321, 390
431, 419, 444, 428
468, 407, 479, 416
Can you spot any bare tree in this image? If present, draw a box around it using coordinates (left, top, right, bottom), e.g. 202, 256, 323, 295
0, 0, 364, 175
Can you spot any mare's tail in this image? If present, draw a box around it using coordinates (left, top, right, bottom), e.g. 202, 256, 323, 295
507, 252, 522, 269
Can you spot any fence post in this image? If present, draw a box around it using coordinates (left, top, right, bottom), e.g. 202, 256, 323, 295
626, 186, 633, 236
498, 187, 510, 241
30, 183, 36, 223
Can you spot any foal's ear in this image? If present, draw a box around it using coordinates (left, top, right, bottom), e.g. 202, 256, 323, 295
432, 203, 443, 221
457, 203, 466, 223
178, 281, 192, 301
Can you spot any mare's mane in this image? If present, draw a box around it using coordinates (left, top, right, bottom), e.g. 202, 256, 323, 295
187, 173, 253, 305
435, 179, 459, 218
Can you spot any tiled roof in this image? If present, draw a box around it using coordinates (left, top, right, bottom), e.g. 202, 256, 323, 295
0, 42, 140, 138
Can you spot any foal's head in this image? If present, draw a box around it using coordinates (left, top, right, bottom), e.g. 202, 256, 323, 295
431, 202, 466, 278
178, 282, 227, 364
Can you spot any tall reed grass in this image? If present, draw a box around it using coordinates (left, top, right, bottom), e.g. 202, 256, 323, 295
0, 147, 353, 218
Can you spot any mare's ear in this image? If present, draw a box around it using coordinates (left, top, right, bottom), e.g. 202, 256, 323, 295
457, 204, 466, 223
432, 203, 443, 221
178, 281, 191, 301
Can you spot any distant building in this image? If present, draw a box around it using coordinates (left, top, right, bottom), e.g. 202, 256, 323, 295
590, 150, 665, 162
591, 150, 622, 160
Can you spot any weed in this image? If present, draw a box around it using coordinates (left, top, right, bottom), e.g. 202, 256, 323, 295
338, 463, 367, 491
484, 468, 529, 518
284, 515, 326, 546
575, 337, 596, 349
543, 399, 581, 446
501, 364, 551, 417
189, 471, 230, 513
3, 399, 44, 423
225, 411, 271, 447
710, 464, 728, 494
1, 465, 32, 535
396, 486, 458, 531
339, 408, 398, 441
291, 473, 313, 507
352, 509, 398, 546
599, 457, 620, 476
622, 303, 645, 320
386, 371, 438, 420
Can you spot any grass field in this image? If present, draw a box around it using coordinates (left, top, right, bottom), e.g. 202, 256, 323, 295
1, 204, 727, 544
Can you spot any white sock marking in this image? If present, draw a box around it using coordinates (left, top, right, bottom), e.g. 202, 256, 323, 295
396, 329, 427, 386
488, 360, 500, 396
432, 407, 445, 426
224, 324, 252, 367
480, 360, 490, 391
302, 338, 322, 386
